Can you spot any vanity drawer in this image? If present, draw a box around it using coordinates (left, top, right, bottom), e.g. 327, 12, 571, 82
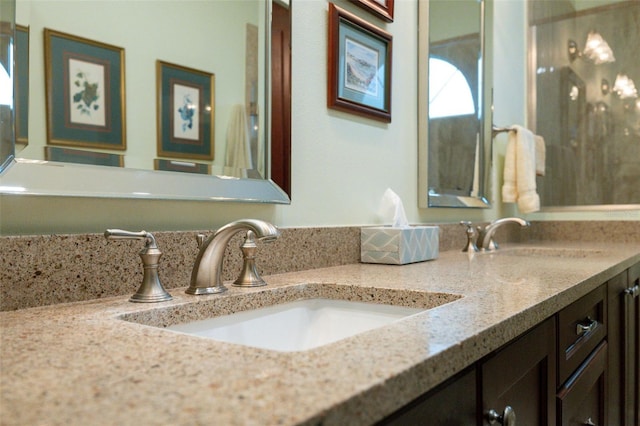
556, 341, 608, 426
558, 285, 607, 385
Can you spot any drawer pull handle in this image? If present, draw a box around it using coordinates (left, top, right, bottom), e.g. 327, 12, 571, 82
486, 406, 516, 425
584, 417, 596, 426
576, 317, 598, 337
625, 285, 639, 298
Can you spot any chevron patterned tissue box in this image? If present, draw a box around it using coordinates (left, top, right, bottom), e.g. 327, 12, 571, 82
360, 226, 439, 265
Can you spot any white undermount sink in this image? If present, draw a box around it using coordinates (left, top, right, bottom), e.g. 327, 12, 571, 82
120, 284, 461, 353
166, 298, 424, 352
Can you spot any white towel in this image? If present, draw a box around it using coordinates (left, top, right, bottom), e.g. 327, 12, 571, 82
471, 133, 480, 197
502, 125, 543, 213
535, 134, 546, 176
224, 104, 253, 174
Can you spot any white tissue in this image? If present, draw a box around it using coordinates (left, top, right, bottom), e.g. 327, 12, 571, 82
379, 188, 409, 228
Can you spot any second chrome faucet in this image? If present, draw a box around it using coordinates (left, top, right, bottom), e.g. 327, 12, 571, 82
186, 219, 280, 295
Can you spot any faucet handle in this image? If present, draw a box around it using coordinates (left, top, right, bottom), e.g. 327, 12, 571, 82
460, 221, 479, 253
104, 229, 172, 303
196, 233, 207, 249
105, 229, 158, 249
233, 231, 268, 287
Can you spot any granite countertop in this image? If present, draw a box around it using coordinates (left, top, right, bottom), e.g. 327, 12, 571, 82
2, 242, 639, 425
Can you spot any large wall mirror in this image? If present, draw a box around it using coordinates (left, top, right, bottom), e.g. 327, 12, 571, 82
0, 0, 291, 203
529, 0, 639, 210
0, 1, 15, 172
418, 0, 492, 208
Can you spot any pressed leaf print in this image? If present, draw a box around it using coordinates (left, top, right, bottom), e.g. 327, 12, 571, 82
178, 94, 195, 132
73, 71, 100, 115
172, 83, 199, 141
67, 58, 106, 127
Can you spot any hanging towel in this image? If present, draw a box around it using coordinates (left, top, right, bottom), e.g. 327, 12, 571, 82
534, 134, 546, 176
502, 125, 544, 213
254, 104, 265, 178
471, 133, 480, 197
224, 104, 253, 174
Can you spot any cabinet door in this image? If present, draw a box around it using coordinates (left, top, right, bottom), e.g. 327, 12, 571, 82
378, 366, 477, 425
609, 264, 640, 426
608, 270, 628, 425
557, 341, 607, 426
626, 263, 639, 425
481, 317, 556, 426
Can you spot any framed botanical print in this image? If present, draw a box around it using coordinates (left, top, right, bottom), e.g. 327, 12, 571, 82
328, 3, 393, 123
156, 60, 215, 161
45, 146, 124, 167
154, 159, 211, 174
44, 28, 126, 150
15, 25, 29, 145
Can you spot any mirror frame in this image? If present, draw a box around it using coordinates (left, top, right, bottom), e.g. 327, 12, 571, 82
0, 0, 290, 205
418, 0, 492, 209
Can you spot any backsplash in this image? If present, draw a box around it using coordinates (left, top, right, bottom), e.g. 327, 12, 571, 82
0, 227, 357, 311
522, 220, 640, 243
1, 221, 638, 311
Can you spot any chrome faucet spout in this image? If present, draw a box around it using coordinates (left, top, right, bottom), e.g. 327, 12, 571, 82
477, 217, 530, 251
186, 219, 280, 295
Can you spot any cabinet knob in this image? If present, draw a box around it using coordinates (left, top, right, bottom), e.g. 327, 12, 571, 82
486, 406, 516, 425
583, 417, 596, 426
576, 317, 598, 337
625, 284, 639, 298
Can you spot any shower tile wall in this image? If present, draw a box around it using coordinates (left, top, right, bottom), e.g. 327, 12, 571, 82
532, 2, 640, 206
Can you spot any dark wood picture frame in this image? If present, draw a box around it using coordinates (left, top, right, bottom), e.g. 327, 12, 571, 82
328, 3, 392, 123
349, 0, 394, 23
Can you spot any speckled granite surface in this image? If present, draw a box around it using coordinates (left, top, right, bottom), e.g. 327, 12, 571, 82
0, 227, 357, 311
524, 220, 640, 243
1, 242, 639, 425
0, 223, 471, 311
3, 220, 638, 311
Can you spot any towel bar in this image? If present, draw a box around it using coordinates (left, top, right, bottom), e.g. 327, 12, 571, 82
492, 126, 512, 137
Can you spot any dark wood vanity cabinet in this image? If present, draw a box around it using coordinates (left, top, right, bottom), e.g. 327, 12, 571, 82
379, 317, 556, 426
379, 262, 640, 426
608, 263, 640, 426
555, 285, 608, 426
557, 285, 607, 386
379, 367, 477, 425
556, 341, 608, 426
481, 316, 557, 425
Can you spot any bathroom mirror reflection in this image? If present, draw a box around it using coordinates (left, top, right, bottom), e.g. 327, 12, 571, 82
529, 0, 640, 209
418, 0, 491, 208
0, 0, 291, 203
0, 0, 15, 172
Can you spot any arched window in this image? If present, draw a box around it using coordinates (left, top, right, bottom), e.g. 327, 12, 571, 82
0, 63, 12, 107
428, 57, 474, 118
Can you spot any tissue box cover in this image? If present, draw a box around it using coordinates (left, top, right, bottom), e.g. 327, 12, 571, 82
361, 226, 439, 265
